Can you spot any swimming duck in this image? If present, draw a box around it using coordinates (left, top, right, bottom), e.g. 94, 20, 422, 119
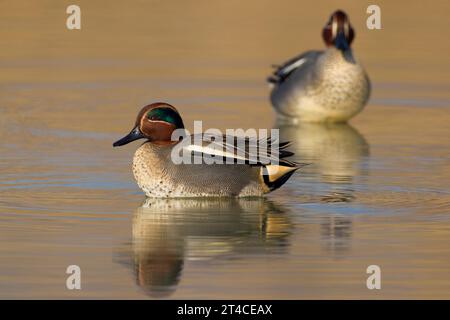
268, 10, 370, 123
113, 102, 302, 197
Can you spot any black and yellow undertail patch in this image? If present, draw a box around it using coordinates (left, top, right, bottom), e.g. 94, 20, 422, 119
261, 165, 300, 192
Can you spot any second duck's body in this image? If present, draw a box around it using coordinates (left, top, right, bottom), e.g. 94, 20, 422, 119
268, 10, 371, 123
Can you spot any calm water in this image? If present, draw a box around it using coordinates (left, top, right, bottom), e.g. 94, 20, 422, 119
1, 1, 450, 299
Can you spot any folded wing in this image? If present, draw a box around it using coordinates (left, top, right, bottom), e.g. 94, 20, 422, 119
181, 133, 298, 167
268, 50, 322, 85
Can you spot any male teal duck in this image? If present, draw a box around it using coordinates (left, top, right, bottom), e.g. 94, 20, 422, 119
113, 103, 302, 197
268, 10, 371, 123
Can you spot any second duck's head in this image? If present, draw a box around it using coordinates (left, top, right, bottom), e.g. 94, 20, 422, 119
113, 102, 185, 147
322, 10, 354, 51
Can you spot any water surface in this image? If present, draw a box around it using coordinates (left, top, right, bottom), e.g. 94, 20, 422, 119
1, 1, 449, 299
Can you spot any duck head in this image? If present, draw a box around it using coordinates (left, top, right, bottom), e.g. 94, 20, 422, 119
113, 102, 185, 147
322, 10, 354, 51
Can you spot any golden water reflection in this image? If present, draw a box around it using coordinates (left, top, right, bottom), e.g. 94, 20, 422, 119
279, 122, 369, 203
128, 198, 291, 297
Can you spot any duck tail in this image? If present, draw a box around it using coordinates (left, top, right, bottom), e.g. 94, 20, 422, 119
260, 140, 309, 192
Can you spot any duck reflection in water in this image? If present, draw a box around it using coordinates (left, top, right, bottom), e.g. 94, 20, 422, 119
127, 197, 291, 298
278, 122, 369, 256
278, 122, 369, 202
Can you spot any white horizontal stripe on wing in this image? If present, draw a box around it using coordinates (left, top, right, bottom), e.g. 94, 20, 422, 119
281, 58, 306, 75
183, 144, 249, 162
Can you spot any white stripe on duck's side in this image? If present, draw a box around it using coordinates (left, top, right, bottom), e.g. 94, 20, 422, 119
179, 133, 287, 165
277, 58, 307, 77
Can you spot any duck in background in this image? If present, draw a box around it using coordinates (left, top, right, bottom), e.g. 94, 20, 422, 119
268, 10, 370, 123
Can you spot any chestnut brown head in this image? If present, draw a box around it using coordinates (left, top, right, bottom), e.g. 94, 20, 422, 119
322, 10, 355, 51
113, 102, 185, 147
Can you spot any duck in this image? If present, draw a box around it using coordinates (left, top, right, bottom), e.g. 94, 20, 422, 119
268, 10, 371, 123
113, 102, 303, 198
